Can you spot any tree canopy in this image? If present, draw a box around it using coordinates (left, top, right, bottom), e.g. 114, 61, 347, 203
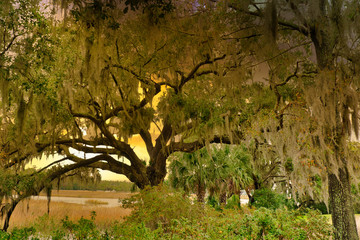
1, 1, 360, 239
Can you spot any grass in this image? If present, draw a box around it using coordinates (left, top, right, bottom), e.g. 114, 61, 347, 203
7, 190, 133, 231
84, 199, 108, 205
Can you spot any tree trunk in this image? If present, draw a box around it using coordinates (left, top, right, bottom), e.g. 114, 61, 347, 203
197, 183, 206, 203
2, 200, 19, 231
220, 191, 227, 206
147, 152, 167, 187
329, 168, 358, 240
245, 186, 254, 205
311, 23, 359, 238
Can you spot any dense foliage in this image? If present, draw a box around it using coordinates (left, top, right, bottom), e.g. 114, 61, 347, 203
169, 145, 252, 203
251, 188, 295, 210
0, 187, 333, 240
1, 0, 360, 238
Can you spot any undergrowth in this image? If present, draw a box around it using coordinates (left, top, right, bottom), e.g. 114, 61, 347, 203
1, 186, 333, 239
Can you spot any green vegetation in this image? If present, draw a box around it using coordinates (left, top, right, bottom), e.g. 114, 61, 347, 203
251, 188, 296, 210
0, 187, 333, 240
169, 145, 252, 203
84, 200, 108, 206
59, 180, 135, 192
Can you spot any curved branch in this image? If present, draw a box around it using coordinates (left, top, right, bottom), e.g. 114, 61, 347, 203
68, 143, 121, 156
178, 54, 226, 91
60, 149, 142, 184
95, 121, 145, 171
0, 33, 20, 57
104, 96, 150, 120
112, 64, 152, 85
140, 129, 154, 157
69, 108, 99, 123
246, 41, 312, 68
33, 157, 69, 175
228, 3, 309, 36
164, 135, 235, 158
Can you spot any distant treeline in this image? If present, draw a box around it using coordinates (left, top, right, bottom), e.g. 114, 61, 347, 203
59, 179, 136, 192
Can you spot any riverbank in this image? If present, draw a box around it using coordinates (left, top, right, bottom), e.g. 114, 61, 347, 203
8, 190, 133, 230
38, 189, 133, 199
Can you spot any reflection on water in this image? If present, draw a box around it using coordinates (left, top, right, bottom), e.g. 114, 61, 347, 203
31, 196, 121, 207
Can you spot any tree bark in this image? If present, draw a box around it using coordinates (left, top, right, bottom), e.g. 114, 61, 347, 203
329, 169, 359, 240
220, 191, 227, 206
197, 182, 206, 203
2, 200, 19, 232
311, 15, 359, 238
147, 151, 168, 186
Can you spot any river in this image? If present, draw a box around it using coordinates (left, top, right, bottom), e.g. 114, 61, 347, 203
31, 195, 121, 207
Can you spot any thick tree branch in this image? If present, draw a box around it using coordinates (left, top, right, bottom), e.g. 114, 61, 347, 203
61, 148, 145, 185
139, 129, 154, 157
64, 143, 119, 155
165, 135, 235, 158
33, 157, 69, 175
95, 121, 145, 171
0, 33, 19, 57
228, 3, 309, 36
63, 151, 131, 174
69, 108, 99, 123
285, 0, 309, 30
112, 64, 152, 86
35, 138, 111, 152
153, 120, 173, 160
178, 54, 226, 91
247, 41, 312, 68
104, 96, 150, 120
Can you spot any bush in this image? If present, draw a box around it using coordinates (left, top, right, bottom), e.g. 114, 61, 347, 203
121, 185, 204, 230
0, 227, 38, 240
9, 207, 333, 240
252, 188, 295, 210
116, 186, 332, 239
61, 211, 101, 240
8, 188, 332, 239
300, 200, 328, 214
236, 208, 333, 240
207, 195, 222, 211
207, 194, 241, 211
225, 194, 241, 210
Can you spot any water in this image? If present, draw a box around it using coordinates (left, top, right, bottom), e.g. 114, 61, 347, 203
31, 196, 121, 207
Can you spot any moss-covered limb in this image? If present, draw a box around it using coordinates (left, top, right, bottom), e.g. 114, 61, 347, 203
0, 154, 115, 231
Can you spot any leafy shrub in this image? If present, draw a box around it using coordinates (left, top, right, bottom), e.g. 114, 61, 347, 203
225, 194, 241, 210
29, 214, 60, 236
0, 227, 38, 240
61, 211, 101, 240
300, 200, 328, 214
116, 187, 332, 239
7, 189, 332, 240
207, 195, 222, 211
252, 188, 295, 210
236, 208, 333, 240
108, 222, 164, 240
121, 185, 204, 230
207, 194, 241, 211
